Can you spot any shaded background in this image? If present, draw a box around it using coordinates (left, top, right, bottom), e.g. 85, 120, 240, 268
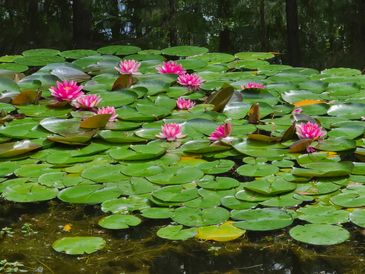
0, 0, 364, 69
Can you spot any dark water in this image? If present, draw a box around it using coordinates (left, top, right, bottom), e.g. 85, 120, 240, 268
1, 200, 364, 274
0, 0, 365, 69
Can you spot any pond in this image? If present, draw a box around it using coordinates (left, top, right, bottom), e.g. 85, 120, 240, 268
0, 45, 364, 273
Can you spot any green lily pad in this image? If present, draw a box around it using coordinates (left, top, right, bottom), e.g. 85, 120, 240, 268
243, 176, 296, 195
162, 46, 209, 57
60, 49, 99, 59
157, 225, 197, 240
152, 185, 199, 203
147, 166, 204, 185
58, 185, 123, 204
98, 45, 141, 55
296, 205, 349, 224
141, 207, 173, 219
197, 176, 239, 190
289, 224, 349, 245
330, 186, 365, 207
52, 236, 106, 255
198, 160, 235, 174
101, 196, 149, 213
2, 183, 58, 202
172, 207, 230, 227
350, 209, 365, 227
236, 163, 279, 177
232, 208, 293, 231
81, 164, 128, 183
98, 214, 141, 229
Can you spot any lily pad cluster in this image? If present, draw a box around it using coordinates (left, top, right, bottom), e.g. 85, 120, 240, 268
0, 45, 365, 254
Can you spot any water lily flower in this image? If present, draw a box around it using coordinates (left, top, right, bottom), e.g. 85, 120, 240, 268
49, 80, 84, 102
295, 121, 326, 140
176, 97, 195, 110
115, 59, 141, 74
209, 123, 232, 141
306, 146, 316, 153
96, 106, 118, 122
292, 108, 303, 114
72, 94, 102, 110
177, 73, 204, 90
156, 123, 186, 141
241, 82, 265, 90
157, 61, 186, 75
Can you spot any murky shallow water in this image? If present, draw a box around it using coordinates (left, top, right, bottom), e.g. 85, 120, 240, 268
1, 200, 364, 274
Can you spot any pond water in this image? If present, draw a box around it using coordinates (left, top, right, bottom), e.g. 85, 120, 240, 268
1, 201, 364, 274
1, 0, 365, 69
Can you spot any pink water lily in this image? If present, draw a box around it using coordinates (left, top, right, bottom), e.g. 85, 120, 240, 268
241, 82, 265, 90
209, 123, 232, 141
292, 108, 303, 114
115, 59, 141, 74
306, 146, 316, 153
157, 61, 185, 75
156, 123, 186, 141
176, 97, 195, 110
96, 106, 118, 122
295, 121, 326, 140
72, 94, 102, 110
50, 80, 84, 102
177, 73, 204, 90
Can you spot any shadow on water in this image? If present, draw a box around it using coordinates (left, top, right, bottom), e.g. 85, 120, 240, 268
0, 200, 364, 274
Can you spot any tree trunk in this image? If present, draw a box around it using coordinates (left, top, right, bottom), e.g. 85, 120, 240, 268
169, 0, 178, 46
73, 0, 93, 48
260, 0, 268, 51
285, 0, 301, 66
218, 0, 231, 52
27, 0, 39, 45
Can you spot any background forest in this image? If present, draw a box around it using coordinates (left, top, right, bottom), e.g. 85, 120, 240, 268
0, 0, 364, 69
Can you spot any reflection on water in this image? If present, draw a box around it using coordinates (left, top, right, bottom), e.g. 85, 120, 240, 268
1, 200, 364, 274
0, 0, 365, 69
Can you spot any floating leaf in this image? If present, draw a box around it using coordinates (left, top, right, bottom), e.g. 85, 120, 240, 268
232, 208, 293, 231
157, 225, 196, 240
98, 214, 141, 229
52, 236, 106, 255
289, 224, 349, 245
80, 114, 111, 129
205, 84, 234, 112
196, 222, 245, 242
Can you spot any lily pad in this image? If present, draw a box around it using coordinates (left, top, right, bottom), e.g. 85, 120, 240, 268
232, 208, 293, 231
52, 236, 106, 255
157, 225, 197, 240
196, 222, 245, 242
289, 224, 349, 245
98, 214, 141, 229
172, 207, 230, 227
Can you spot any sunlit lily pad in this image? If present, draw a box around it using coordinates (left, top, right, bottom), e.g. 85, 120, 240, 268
52, 236, 106, 255
196, 222, 245, 242
289, 224, 349, 245
350, 209, 365, 228
2, 183, 58, 202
